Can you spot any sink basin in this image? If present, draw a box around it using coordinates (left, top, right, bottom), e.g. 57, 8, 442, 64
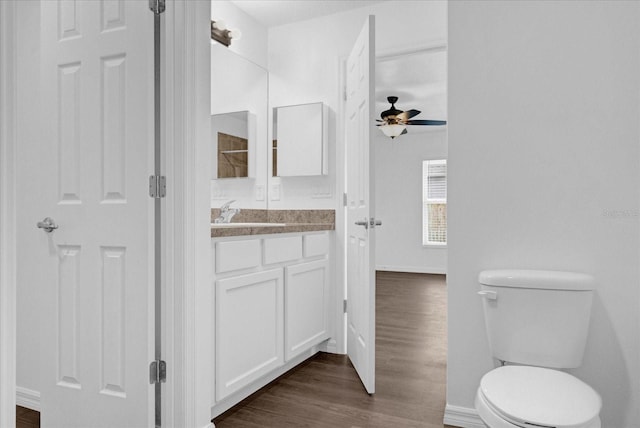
211, 222, 287, 228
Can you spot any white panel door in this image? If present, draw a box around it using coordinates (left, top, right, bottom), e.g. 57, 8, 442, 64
345, 16, 376, 394
35, 1, 154, 426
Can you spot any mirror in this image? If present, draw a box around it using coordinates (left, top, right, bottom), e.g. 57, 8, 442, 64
210, 43, 268, 208
272, 102, 328, 177
212, 111, 255, 179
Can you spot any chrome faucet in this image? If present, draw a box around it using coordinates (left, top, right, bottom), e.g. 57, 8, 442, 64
214, 200, 240, 223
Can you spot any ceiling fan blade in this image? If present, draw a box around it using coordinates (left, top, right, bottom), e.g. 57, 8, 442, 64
396, 109, 421, 121
406, 119, 447, 126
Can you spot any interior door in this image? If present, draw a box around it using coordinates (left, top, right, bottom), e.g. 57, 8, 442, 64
345, 16, 376, 394
35, 1, 154, 426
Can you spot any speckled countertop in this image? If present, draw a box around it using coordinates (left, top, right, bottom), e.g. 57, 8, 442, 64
211, 209, 335, 237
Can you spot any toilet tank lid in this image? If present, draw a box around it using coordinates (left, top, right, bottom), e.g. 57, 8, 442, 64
479, 270, 595, 291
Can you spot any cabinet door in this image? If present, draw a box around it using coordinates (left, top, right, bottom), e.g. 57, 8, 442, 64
216, 269, 284, 400
285, 260, 330, 361
275, 102, 328, 176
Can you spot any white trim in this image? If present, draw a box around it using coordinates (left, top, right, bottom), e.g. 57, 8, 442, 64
319, 338, 339, 354
376, 265, 447, 275
16, 387, 40, 412
162, 1, 212, 427
376, 39, 447, 62
423, 244, 448, 249
443, 404, 486, 428
0, 1, 17, 426
336, 56, 347, 354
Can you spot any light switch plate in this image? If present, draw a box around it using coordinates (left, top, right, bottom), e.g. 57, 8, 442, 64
270, 184, 281, 201
255, 185, 265, 201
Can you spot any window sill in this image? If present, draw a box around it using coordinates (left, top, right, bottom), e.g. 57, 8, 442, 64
423, 244, 447, 249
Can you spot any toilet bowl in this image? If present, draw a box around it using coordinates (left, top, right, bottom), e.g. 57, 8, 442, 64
475, 365, 601, 428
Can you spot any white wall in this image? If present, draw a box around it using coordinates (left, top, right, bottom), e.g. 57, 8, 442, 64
211, 0, 268, 68
448, 2, 640, 426
267, 1, 447, 212
374, 129, 447, 274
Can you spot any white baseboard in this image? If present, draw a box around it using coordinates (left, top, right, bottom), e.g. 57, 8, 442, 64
16, 387, 40, 411
319, 338, 338, 354
443, 404, 485, 428
376, 265, 446, 275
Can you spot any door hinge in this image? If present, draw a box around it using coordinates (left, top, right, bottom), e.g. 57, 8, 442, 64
149, 0, 165, 14
149, 175, 166, 198
343, 299, 347, 313
149, 360, 166, 385
343, 193, 348, 207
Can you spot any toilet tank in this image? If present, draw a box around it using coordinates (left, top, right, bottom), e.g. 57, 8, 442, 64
478, 269, 595, 369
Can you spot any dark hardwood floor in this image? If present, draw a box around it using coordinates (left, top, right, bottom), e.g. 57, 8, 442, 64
214, 271, 453, 428
16, 405, 39, 428
16, 272, 452, 428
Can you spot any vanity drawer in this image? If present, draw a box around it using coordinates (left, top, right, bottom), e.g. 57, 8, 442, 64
215, 239, 261, 273
263, 236, 303, 265
303, 233, 329, 258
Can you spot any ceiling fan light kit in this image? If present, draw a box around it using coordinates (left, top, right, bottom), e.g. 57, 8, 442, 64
379, 123, 406, 139
377, 96, 446, 139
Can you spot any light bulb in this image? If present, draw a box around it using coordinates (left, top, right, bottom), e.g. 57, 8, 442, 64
213, 20, 227, 31
228, 29, 242, 41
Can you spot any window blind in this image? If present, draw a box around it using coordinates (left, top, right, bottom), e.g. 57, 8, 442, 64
423, 160, 447, 245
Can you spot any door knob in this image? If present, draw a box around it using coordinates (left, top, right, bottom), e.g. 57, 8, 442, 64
37, 217, 58, 233
370, 218, 382, 228
355, 218, 382, 229
355, 219, 369, 229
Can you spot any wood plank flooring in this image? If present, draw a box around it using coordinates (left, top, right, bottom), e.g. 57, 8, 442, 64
16, 271, 453, 428
16, 405, 39, 428
214, 271, 454, 428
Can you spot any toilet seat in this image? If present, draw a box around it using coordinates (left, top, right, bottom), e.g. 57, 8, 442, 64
477, 366, 601, 428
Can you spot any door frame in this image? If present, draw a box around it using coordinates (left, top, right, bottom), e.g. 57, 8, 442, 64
161, 1, 212, 427
0, 0, 17, 426
0, 1, 212, 427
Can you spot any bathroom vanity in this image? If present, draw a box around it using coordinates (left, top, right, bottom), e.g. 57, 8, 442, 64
210, 210, 335, 417
210, 35, 338, 417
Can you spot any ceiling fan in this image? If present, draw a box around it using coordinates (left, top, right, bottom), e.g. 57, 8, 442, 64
377, 96, 446, 139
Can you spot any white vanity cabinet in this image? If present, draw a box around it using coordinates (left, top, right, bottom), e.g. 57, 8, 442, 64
215, 269, 284, 399
285, 259, 329, 361
212, 231, 332, 411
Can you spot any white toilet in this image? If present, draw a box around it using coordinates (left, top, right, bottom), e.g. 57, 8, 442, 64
476, 269, 602, 428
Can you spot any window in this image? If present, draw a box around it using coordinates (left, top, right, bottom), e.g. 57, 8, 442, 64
423, 159, 447, 246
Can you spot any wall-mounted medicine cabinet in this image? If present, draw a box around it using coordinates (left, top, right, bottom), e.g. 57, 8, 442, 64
212, 111, 256, 179
273, 102, 328, 177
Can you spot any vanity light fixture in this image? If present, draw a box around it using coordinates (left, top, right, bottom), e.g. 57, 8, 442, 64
379, 123, 407, 139
211, 20, 242, 47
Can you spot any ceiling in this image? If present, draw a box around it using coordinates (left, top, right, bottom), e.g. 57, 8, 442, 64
229, 0, 385, 28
